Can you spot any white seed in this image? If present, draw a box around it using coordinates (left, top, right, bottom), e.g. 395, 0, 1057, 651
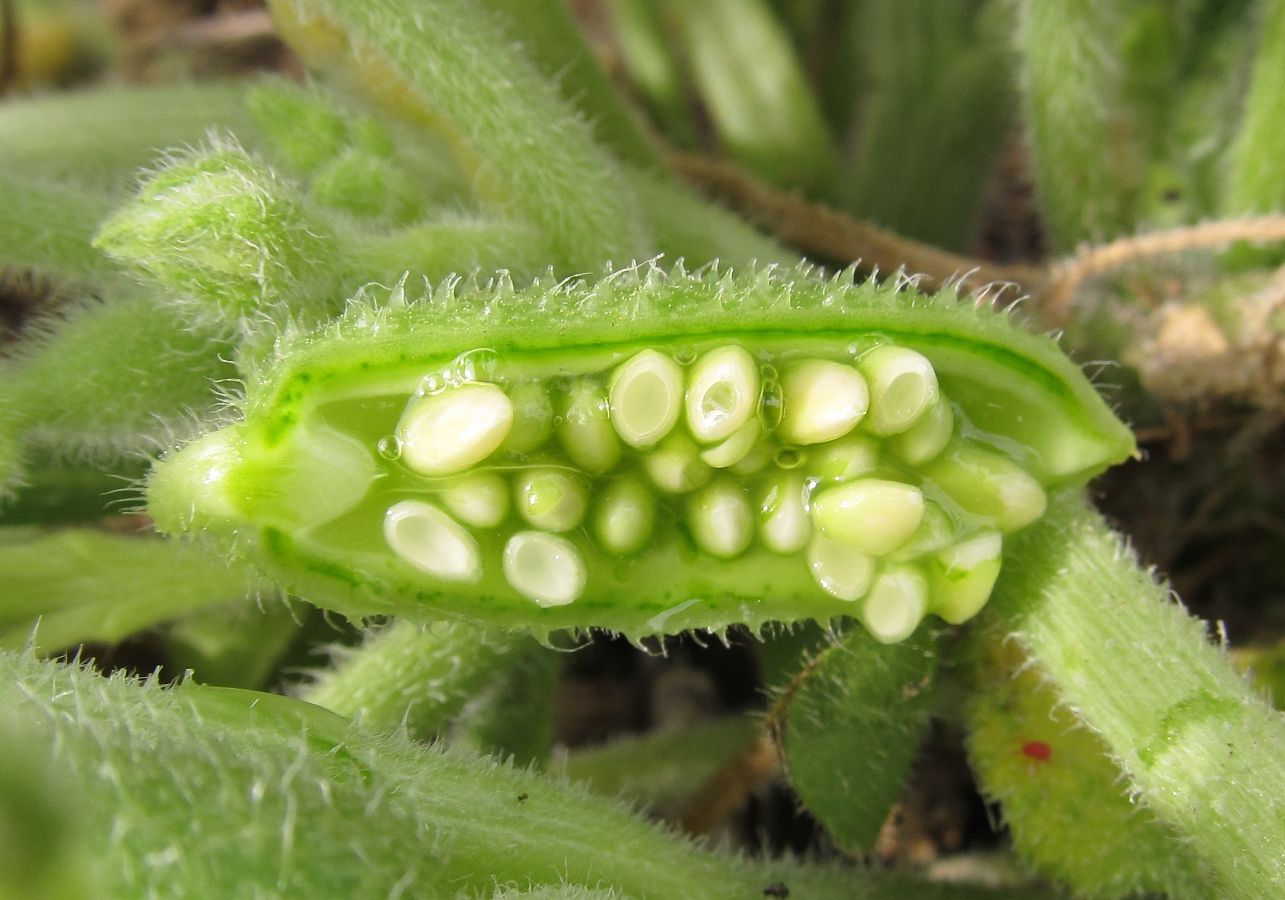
503, 531, 587, 607
557, 377, 623, 474
685, 345, 761, 443
609, 349, 684, 448
806, 533, 875, 601
643, 433, 712, 494
687, 479, 754, 559
857, 346, 939, 437
593, 474, 657, 556
862, 564, 929, 644
929, 531, 1003, 625
514, 468, 588, 532
921, 444, 1047, 532
776, 360, 869, 445
889, 500, 955, 561
397, 382, 513, 476
440, 472, 510, 528
699, 418, 762, 468
500, 382, 553, 454
757, 472, 812, 554
810, 478, 925, 556
809, 434, 880, 483
888, 397, 954, 466
384, 500, 481, 583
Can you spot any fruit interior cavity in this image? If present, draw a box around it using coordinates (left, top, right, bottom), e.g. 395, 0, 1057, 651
283, 336, 1037, 642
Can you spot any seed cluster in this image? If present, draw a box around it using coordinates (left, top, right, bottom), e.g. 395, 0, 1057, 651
373, 341, 1047, 641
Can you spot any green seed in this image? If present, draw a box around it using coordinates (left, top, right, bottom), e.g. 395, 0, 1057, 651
857, 346, 939, 437
502, 531, 587, 607
809, 433, 880, 483
757, 472, 811, 554
687, 478, 754, 559
383, 499, 482, 583
557, 377, 622, 474
810, 478, 925, 556
440, 471, 510, 528
922, 443, 1048, 532
685, 345, 760, 443
514, 468, 588, 532
643, 433, 712, 494
806, 533, 875, 601
928, 530, 1003, 624
776, 359, 869, 446
501, 381, 554, 454
396, 382, 513, 476
609, 349, 684, 448
890, 500, 955, 561
699, 418, 762, 469
887, 397, 954, 466
593, 474, 657, 556
862, 564, 930, 644
728, 437, 773, 476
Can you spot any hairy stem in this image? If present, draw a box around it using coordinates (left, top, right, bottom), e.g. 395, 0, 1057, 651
989, 490, 1285, 899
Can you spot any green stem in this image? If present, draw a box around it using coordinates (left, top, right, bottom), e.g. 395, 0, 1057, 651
1225, 0, 1285, 213
842, 0, 1013, 254
965, 619, 1214, 897
3, 650, 1057, 899
0, 528, 261, 654
990, 490, 1285, 900
660, 0, 841, 200
0, 82, 257, 191
3, 295, 236, 463
1014, 0, 1140, 249
303, 618, 528, 741
0, 172, 118, 284
455, 639, 561, 767
268, 0, 651, 272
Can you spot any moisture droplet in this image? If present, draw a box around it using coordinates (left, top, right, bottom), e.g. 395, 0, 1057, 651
419, 373, 446, 395
453, 348, 499, 384
774, 447, 806, 469
377, 435, 402, 460
760, 379, 783, 429
759, 363, 778, 382
847, 337, 883, 359
673, 346, 697, 365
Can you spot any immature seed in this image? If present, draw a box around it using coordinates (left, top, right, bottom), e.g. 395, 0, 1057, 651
889, 500, 955, 561
929, 530, 1003, 625
700, 418, 762, 468
857, 346, 939, 437
887, 397, 954, 465
440, 472, 510, 527
514, 468, 588, 532
503, 531, 587, 607
643, 433, 712, 493
728, 438, 773, 476
809, 434, 880, 483
593, 473, 657, 556
687, 479, 754, 559
685, 345, 760, 443
557, 377, 623, 474
758, 472, 811, 554
501, 381, 554, 454
862, 564, 930, 643
806, 533, 875, 601
921, 444, 1047, 532
776, 360, 868, 445
810, 478, 925, 556
383, 500, 482, 583
609, 349, 684, 448
396, 382, 513, 476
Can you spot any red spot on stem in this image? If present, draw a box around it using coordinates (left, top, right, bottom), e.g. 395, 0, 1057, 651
1021, 740, 1052, 762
